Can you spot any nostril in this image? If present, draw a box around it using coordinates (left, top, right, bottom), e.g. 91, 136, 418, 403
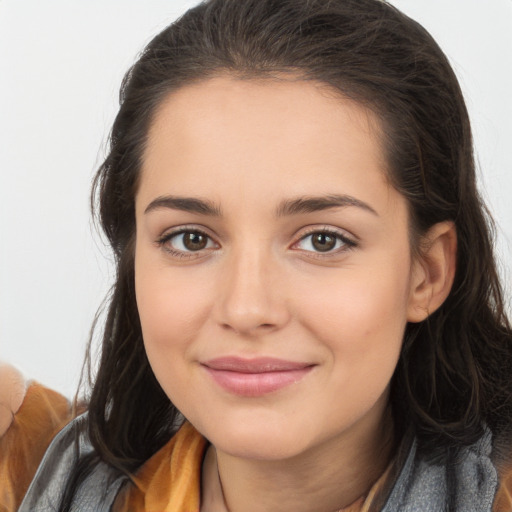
220, 322, 276, 335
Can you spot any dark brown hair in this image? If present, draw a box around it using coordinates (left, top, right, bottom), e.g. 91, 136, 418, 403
62, 0, 512, 507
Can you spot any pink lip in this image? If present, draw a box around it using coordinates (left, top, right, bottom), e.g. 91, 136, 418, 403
202, 357, 314, 397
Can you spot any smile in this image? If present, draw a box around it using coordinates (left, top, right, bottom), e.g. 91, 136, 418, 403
201, 357, 315, 397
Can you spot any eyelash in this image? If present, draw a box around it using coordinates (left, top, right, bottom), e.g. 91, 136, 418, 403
155, 226, 358, 259
156, 227, 216, 259
293, 227, 358, 257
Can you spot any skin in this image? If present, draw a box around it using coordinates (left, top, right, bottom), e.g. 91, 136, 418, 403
134, 76, 456, 512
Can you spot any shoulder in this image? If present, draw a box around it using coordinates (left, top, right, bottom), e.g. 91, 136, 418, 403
0, 362, 74, 511
381, 428, 512, 512
382, 430, 499, 512
18, 412, 128, 512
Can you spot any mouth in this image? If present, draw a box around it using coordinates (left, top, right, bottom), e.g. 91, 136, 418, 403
201, 357, 315, 397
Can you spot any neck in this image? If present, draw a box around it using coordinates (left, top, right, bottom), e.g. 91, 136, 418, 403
201, 406, 394, 512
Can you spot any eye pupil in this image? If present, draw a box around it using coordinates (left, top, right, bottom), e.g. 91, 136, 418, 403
184, 232, 208, 251
312, 233, 336, 252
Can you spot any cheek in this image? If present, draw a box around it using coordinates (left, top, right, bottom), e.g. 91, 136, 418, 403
137, 280, 203, 345
296, 263, 411, 370
134, 256, 213, 380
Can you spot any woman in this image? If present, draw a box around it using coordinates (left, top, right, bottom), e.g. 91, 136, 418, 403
2, 0, 511, 510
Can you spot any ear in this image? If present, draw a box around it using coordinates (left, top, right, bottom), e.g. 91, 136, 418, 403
407, 221, 457, 323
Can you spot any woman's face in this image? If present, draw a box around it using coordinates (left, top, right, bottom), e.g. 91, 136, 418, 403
135, 76, 421, 461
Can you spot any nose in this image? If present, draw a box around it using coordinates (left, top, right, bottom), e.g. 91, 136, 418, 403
215, 246, 290, 336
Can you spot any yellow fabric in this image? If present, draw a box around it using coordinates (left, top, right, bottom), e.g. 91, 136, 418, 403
2, 382, 512, 512
113, 422, 207, 512
493, 459, 512, 512
0, 383, 72, 512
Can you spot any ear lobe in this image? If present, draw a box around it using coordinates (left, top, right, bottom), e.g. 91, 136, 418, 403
407, 221, 457, 323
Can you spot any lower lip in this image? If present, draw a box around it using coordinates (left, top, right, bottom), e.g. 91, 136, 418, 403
203, 367, 313, 397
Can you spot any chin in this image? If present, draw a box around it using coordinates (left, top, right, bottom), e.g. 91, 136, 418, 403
195, 412, 318, 461
217, 432, 306, 461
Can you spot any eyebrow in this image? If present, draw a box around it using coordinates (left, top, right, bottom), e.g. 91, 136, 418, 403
144, 196, 222, 216
275, 194, 379, 217
143, 193, 378, 217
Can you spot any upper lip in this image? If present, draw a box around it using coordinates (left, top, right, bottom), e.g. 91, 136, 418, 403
202, 357, 313, 373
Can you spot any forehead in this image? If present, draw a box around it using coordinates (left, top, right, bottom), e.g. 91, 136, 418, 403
145, 75, 385, 161
138, 76, 397, 216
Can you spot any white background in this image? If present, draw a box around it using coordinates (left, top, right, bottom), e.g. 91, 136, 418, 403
1, 0, 511, 397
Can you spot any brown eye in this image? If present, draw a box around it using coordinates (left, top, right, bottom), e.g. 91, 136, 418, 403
159, 229, 215, 255
311, 233, 336, 252
294, 229, 356, 255
183, 232, 208, 251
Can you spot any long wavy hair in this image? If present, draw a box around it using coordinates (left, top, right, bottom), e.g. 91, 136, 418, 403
61, 0, 512, 507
